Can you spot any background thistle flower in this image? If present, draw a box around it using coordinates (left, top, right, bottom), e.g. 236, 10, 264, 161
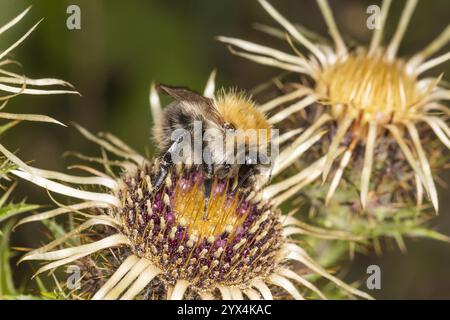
219, 0, 450, 248
220, 0, 450, 211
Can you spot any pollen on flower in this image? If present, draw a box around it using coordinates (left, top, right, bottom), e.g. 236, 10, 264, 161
317, 50, 423, 124
116, 161, 283, 290
172, 178, 250, 238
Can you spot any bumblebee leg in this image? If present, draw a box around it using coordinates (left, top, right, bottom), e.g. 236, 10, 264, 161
234, 167, 255, 192
232, 154, 257, 192
153, 137, 183, 191
202, 147, 214, 199
202, 161, 213, 221
203, 173, 213, 199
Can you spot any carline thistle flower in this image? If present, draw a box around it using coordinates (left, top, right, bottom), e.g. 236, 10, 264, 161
0, 75, 370, 300
219, 0, 450, 212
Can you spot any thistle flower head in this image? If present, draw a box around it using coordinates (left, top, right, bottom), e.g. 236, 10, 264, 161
219, 0, 450, 212
0, 75, 371, 300
0, 136, 368, 300
317, 49, 425, 124
116, 161, 284, 294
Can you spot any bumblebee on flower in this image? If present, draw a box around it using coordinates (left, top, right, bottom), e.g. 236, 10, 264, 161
0, 74, 370, 300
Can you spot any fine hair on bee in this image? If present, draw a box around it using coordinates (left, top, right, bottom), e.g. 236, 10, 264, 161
152, 84, 276, 208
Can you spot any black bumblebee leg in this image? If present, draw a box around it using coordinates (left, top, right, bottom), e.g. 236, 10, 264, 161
202, 161, 213, 221
153, 136, 183, 191
232, 154, 257, 193
219, 163, 237, 196
233, 166, 255, 192
203, 167, 213, 199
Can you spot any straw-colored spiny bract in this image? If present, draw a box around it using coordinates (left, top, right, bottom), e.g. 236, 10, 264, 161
0, 6, 77, 224
0, 7, 78, 299
219, 0, 450, 213
275, 105, 449, 250
0, 6, 78, 125
0, 76, 371, 300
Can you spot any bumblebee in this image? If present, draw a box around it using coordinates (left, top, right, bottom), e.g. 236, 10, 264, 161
153, 84, 273, 200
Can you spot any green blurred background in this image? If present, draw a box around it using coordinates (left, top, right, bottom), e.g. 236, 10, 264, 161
1, 0, 449, 299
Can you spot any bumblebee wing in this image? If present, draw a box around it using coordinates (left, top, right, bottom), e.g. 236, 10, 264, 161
157, 84, 225, 125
